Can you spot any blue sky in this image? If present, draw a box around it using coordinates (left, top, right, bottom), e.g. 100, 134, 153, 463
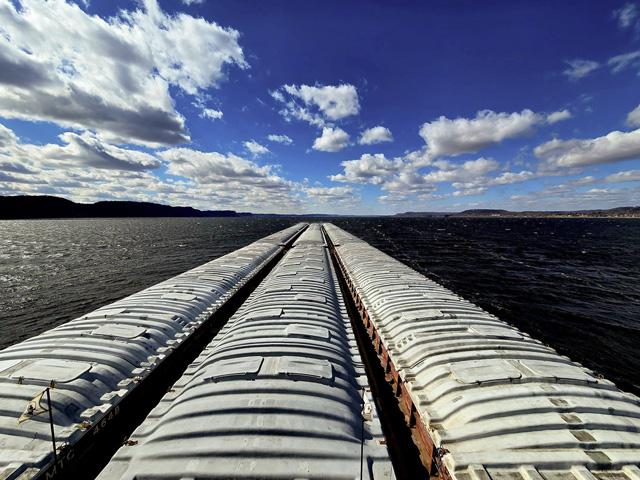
1, 0, 640, 213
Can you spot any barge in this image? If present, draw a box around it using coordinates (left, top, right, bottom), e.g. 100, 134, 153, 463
1, 222, 639, 480
99, 224, 395, 479
323, 223, 640, 480
0, 224, 306, 479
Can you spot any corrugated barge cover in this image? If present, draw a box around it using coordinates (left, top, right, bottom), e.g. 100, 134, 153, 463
0, 223, 306, 479
322, 223, 640, 480
99, 224, 395, 480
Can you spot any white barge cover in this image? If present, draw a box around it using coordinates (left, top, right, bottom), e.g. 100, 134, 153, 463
99, 224, 395, 479
0, 223, 306, 479
323, 223, 640, 480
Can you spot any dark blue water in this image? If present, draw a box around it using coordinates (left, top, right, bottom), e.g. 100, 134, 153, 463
1, 217, 639, 395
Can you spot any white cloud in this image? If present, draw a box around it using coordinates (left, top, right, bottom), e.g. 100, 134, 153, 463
305, 185, 356, 203
330, 145, 535, 203
359, 126, 393, 145
162, 148, 275, 183
200, 108, 223, 120
0, 122, 159, 171
267, 134, 293, 145
312, 127, 350, 152
159, 147, 302, 211
451, 170, 535, 197
401, 147, 432, 168
419, 110, 542, 158
0, 0, 247, 146
453, 187, 486, 197
605, 169, 640, 182
381, 170, 437, 195
563, 49, 640, 81
423, 157, 499, 183
271, 83, 360, 127
613, 2, 640, 30
0, 123, 18, 148
284, 84, 359, 120
243, 140, 269, 157
563, 59, 600, 80
0, 122, 305, 212
37, 132, 161, 171
377, 194, 408, 205
330, 153, 403, 184
571, 175, 597, 186
608, 50, 640, 73
492, 170, 536, 185
627, 104, 640, 127
547, 109, 572, 124
535, 128, 640, 169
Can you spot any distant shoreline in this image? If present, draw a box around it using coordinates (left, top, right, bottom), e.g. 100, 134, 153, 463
0, 195, 248, 220
395, 207, 640, 219
1, 195, 639, 219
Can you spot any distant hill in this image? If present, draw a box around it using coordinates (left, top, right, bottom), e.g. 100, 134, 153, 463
0, 195, 248, 219
394, 211, 451, 218
454, 209, 511, 217
396, 207, 640, 218
251, 213, 348, 218
3, 195, 639, 219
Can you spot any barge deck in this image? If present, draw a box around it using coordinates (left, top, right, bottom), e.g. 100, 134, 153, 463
1, 223, 639, 480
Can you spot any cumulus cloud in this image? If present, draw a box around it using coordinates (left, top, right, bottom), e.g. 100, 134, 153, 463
0, 123, 195, 207
452, 187, 486, 197
159, 147, 301, 210
401, 147, 432, 168
267, 134, 293, 145
359, 126, 393, 145
381, 170, 437, 196
328, 150, 434, 194
0, 122, 159, 171
547, 109, 572, 124
271, 83, 360, 127
199, 108, 223, 120
535, 128, 640, 169
162, 148, 276, 183
422, 157, 499, 183
377, 194, 407, 205
0, 123, 18, 148
0, 123, 303, 213
312, 127, 350, 152
0, 0, 247, 146
329, 144, 535, 203
37, 132, 161, 171
605, 169, 640, 182
450, 169, 536, 197
563, 59, 600, 80
492, 170, 536, 184
628, 104, 640, 127
419, 110, 543, 158
243, 140, 270, 157
330, 153, 403, 184
305, 185, 356, 203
